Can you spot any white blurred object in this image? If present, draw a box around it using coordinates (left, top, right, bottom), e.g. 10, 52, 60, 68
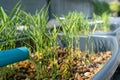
88, 20, 103, 25
17, 26, 27, 31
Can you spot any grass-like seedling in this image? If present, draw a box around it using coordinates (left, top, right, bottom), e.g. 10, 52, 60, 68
0, 1, 21, 50
21, 7, 59, 79
55, 12, 90, 50
100, 12, 111, 32
0, 1, 23, 79
56, 12, 89, 35
92, 12, 111, 32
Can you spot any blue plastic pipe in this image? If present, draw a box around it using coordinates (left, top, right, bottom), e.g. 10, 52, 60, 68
0, 47, 29, 67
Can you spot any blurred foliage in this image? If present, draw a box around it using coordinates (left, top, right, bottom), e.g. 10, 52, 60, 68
90, 0, 111, 16
109, 2, 120, 12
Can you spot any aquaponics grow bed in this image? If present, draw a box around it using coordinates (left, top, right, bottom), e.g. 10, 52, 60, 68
57, 34, 120, 80
4, 34, 119, 80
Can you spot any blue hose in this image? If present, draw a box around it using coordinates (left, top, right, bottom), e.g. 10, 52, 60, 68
0, 47, 29, 67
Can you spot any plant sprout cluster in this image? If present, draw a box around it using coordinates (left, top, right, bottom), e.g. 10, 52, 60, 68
0, 2, 111, 80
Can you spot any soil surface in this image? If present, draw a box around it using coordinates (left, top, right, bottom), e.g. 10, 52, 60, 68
5, 47, 111, 80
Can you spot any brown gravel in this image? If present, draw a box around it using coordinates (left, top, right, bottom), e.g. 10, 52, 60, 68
5, 47, 111, 80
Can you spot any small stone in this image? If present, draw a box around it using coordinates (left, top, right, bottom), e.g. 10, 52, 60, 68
25, 78, 30, 80
90, 68, 93, 72
76, 63, 80, 66
84, 72, 90, 77
94, 57, 102, 63
106, 51, 111, 55
75, 73, 82, 80
82, 68, 86, 72
80, 73, 84, 77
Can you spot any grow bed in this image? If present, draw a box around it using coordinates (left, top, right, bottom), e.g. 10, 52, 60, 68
6, 48, 111, 80
4, 35, 120, 80
57, 34, 120, 80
